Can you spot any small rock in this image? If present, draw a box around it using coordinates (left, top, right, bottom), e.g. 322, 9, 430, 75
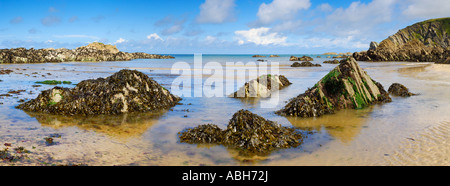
388, 83, 417, 97
291, 61, 321, 67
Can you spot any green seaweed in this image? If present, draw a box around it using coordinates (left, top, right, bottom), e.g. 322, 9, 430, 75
35, 80, 72, 85
35, 80, 62, 85
321, 69, 340, 84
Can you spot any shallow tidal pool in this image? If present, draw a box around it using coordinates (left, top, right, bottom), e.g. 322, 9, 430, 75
1, 55, 449, 165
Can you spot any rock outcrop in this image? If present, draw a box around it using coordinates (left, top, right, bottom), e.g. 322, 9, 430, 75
323, 59, 340, 64
179, 109, 303, 156
290, 55, 313, 61
291, 61, 321, 67
276, 57, 391, 117
16, 69, 180, 115
231, 74, 291, 98
388, 83, 417, 97
252, 55, 266, 58
0, 42, 174, 64
353, 17, 450, 63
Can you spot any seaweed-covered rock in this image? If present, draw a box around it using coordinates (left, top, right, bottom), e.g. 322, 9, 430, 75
231, 74, 291, 98
0, 42, 174, 64
179, 124, 224, 144
323, 59, 340, 64
16, 69, 180, 115
388, 83, 417, 97
291, 61, 321, 67
277, 57, 391, 117
252, 55, 266, 58
290, 55, 313, 61
178, 110, 303, 156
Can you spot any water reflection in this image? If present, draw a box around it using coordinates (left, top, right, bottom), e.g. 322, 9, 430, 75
24, 111, 166, 140
286, 107, 373, 143
398, 64, 431, 75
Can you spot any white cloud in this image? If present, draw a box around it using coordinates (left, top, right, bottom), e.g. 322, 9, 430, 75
297, 36, 367, 49
234, 27, 288, 46
196, 0, 236, 24
147, 33, 163, 41
317, 0, 396, 38
162, 24, 184, 35
204, 36, 217, 44
257, 0, 311, 24
318, 3, 332, 12
154, 15, 186, 35
114, 38, 126, 44
402, 0, 450, 19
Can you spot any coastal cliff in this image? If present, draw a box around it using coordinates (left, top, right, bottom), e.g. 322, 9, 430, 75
0, 42, 174, 63
353, 17, 450, 63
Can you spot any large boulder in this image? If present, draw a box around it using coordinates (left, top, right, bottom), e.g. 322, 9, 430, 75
388, 83, 417, 97
231, 74, 291, 98
16, 69, 180, 115
276, 57, 391, 117
179, 109, 303, 156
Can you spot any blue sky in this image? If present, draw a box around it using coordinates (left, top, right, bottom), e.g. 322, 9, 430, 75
0, 0, 449, 54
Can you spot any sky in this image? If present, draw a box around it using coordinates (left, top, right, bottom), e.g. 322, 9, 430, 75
0, 0, 449, 54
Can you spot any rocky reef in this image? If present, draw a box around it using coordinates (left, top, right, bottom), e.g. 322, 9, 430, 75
179, 109, 303, 156
353, 17, 450, 63
290, 55, 313, 61
16, 69, 180, 115
0, 42, 174, 64
231, 74, 291, 98
323, 59, 340, 64
276, 57, 391, 117
252, 55, 266, 58
388, 83, 417, 97
291, 61, 321, 67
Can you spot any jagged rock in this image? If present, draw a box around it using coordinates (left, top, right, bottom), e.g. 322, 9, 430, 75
16, 69, 180, 115
276, 57, 391, 117
291, 61, 321, 67
388, 83, 417, 97
0, 42, 174, 64
269, 55, 280, 57
369, 41, 379, 51
231, 74, 291, 98
436, 54, 450, 64
179, 109, 303, 156
290, 55, 313, 61
353, 17, 450, 63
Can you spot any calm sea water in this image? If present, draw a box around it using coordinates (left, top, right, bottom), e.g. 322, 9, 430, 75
1, 54, 449, 165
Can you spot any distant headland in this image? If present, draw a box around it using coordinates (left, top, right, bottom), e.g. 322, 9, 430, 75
0, 42, 174, 64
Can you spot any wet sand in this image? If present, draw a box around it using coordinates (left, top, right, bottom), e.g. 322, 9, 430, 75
1, 56, 449, 165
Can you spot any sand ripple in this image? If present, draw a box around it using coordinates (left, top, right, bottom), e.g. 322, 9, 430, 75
385, 122, 450, 166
